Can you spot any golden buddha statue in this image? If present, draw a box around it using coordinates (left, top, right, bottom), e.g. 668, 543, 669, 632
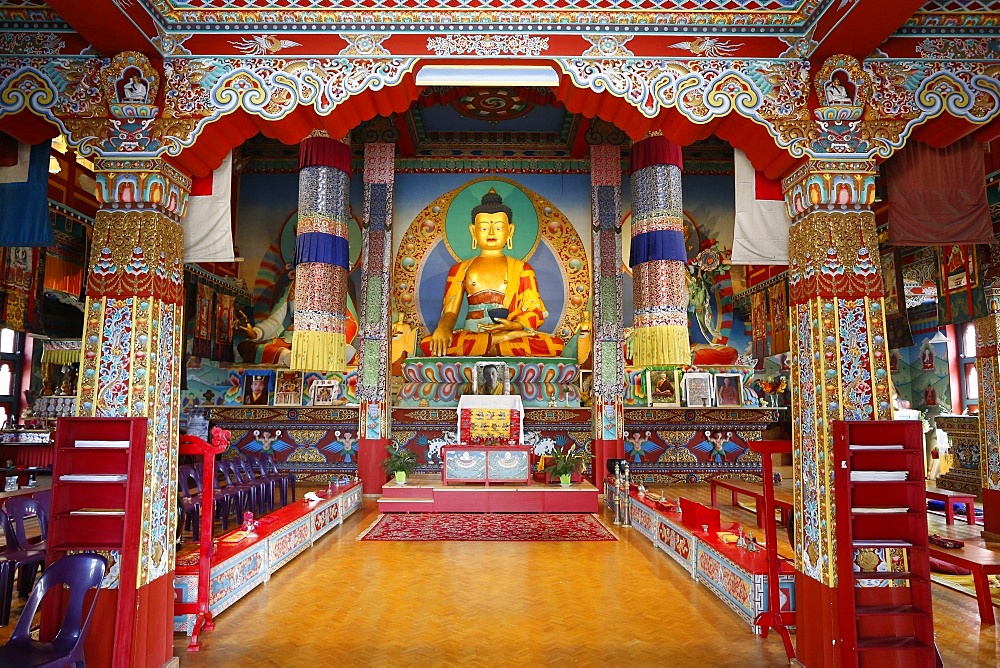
420, 189, 564, 357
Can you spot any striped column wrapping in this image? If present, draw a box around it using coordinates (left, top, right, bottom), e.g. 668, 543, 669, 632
629, 136, 690, 367
292, 136, 353, 372
589, 142, 624, 441
358, 140, 395, 440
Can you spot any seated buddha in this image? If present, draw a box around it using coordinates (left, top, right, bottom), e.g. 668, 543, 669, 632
420, 189, 564, 357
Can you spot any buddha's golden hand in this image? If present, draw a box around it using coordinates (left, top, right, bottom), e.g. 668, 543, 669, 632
240, 324, 258, 340
428, 325, 453, 356
478, 317, 523, 334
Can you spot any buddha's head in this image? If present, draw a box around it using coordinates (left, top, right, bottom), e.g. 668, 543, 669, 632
470, 189, 514, 252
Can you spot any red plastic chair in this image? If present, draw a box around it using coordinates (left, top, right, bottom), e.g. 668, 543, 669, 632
0, 553, 108, 667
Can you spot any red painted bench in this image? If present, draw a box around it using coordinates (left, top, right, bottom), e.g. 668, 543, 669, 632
925, 485, 976, 525
929, 543, 1000, 624
709, 477, 793, 528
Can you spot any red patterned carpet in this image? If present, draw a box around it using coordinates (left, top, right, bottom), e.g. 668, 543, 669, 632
357, 513, 617, 541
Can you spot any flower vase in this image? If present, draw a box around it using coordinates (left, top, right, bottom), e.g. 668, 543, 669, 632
394, 471, 406, 485
559, 473, 572, 487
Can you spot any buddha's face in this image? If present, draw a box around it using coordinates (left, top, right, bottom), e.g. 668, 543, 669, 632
470, 211, 513, 252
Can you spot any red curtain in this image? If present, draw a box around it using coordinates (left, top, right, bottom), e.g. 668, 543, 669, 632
886, 137, 992, 246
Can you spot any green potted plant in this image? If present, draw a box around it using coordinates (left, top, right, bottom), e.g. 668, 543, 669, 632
544, 445, 589, 487
382, 444, 417, 485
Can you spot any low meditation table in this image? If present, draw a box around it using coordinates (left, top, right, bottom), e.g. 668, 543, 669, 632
925, 484, 977, 526
928, 543, 1000, 624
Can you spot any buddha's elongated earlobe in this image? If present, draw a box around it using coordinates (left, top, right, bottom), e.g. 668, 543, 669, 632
507, 230, 514, 250
472, 237, 478, 250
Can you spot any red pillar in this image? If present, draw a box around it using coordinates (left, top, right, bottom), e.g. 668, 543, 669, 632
359, 437, 390, 494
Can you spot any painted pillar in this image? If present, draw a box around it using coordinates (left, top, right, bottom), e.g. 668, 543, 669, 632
357, 119, 398, 493
628, 134, 690, 367
785, 159, 892, 664
974, 262, 1000, 537
292, 132, 352, 372
588, 122, 627, 476
80, 155, 188, 667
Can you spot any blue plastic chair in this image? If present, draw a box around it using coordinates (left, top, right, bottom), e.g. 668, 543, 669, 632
0, 506, 46, 623
0, 553, 108, 667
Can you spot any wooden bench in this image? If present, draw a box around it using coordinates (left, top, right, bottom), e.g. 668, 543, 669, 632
709, 478, 793, 528
929, 543, 1000, 624
925, 485, 977, 525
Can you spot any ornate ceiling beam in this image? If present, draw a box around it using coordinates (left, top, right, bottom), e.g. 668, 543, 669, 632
45, 0, 160, 56
808, 0, 928, 62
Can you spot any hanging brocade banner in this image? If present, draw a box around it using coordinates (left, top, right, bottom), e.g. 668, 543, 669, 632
628, 136, 690, 366
937, 244, 987, 325
0, 246, 45, 334
767, 279, 790, 356
881, 248, 913, 349
193, 283, 214, 359
214, 292, 235, 362
291, 136, 352, 372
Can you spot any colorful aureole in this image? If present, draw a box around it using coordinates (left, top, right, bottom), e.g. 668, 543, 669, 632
394, 177, 589, 355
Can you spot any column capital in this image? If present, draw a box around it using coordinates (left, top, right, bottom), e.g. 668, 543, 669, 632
357, 115, 400, 144
584, 119, 628, 146
93, 156, 192, 221
783, 158, 878, 223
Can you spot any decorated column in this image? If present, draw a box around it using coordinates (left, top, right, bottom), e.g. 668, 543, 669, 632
588, 121, 627, 471
974, 259, 1000, 538
786, 160, 892, 664
357, 118, 398, 493
67, 51, 188, 668
292, 132, 352, 372
628, 133, 690, 367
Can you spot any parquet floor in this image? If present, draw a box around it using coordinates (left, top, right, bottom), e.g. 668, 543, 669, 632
168, 484, 1000, 668
2, 483, 997, 665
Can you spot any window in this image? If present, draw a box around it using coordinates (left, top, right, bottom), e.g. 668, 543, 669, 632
959, 322, 978, 414
0, 328, 14, 353
0, 328, 23, 428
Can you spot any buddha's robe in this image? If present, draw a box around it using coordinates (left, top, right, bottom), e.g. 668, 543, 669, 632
420, 256, 564, 357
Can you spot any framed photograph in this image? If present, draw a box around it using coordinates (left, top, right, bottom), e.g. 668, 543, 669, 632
472, 361, 510, 396
310, 379, 339, 406
273, 370, 303, 406
714, 372, 744, 407
648, 369, 681, 407
682, 372, 713, 408
242, 371, 273, 406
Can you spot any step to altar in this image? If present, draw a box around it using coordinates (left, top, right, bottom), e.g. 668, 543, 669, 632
377, 474, 598, 514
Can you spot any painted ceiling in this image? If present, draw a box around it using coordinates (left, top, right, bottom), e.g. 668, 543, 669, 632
0, 1, 998, 178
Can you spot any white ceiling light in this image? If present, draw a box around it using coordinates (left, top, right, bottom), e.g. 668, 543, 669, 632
929, 329, 949, 344
415, 65, 560, 87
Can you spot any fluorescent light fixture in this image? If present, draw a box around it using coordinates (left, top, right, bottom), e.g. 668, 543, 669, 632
415, 65, 560, 87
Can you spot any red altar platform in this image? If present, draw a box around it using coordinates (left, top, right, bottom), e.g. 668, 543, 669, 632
377, 474, 598, 514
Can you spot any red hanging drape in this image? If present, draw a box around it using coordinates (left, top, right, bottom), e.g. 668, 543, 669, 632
886, 137, 992, 246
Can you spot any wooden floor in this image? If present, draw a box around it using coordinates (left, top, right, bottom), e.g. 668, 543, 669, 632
167, 483, 1000, 668
2, 482, 998, 666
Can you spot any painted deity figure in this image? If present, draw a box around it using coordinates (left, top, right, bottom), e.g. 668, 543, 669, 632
122, 75, 147, 103
824, 75, 852, 105
238, 268, 358, 366
421, 189, 564, 357
239, 272, 295, 366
